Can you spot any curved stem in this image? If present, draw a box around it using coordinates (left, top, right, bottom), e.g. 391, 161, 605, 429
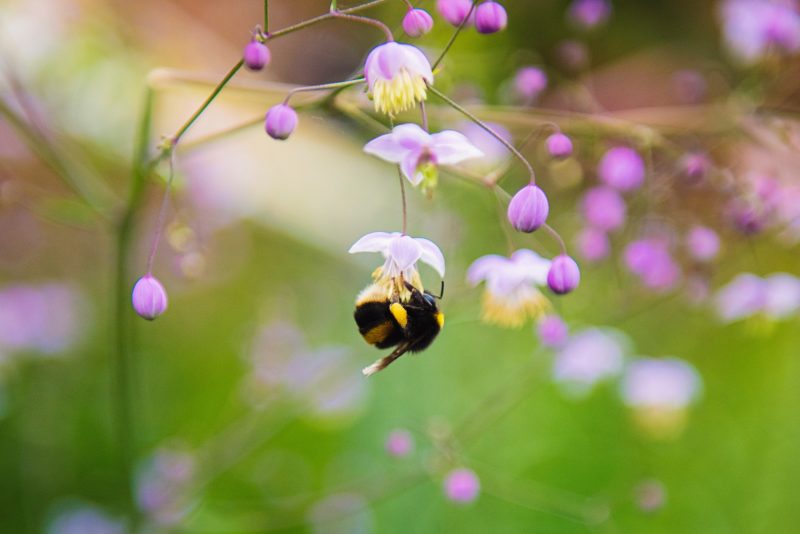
145, 147, 176, 274
428, 85, 537, 183
329, 11, 394, 41
543, 223, 567, 255
283, 78, 365, 106
267, 0, 390, 39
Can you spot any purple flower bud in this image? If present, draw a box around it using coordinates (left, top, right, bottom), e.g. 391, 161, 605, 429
475, 1, 507, 34
728, 200, 765, 235
444, 468, 480, 504
598, 147, 645, 191
537, 315, 569, 348
555, 39, 590, 71
385, 429, 414, 457
243, 40, 271, 71
547, 255, 581, 295
686, 225, 720, 262
403, 8, 434, 37
507, 184, 549, 233
512, 66, 548, 102
132, 275, 168, 320
437, 0, 473, 27
581, 186, 626, 231
624, 239, 681, 292
265, 104, 298, 140
546, 133, 573, 159
576, 227, 610, 262
568, 0, 612, 30
679, 152, 711, 185
672, 69, 707, 104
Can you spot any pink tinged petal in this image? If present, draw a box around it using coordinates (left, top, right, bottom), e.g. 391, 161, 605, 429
401, 151, 424, 185
392, 123, 433, 149
428, 130, 484, 164
348, 232, 397, 254
466, 255, 509, 286
389, 235, 423, 271
415, 238, 446, 278
364, 133, 412, 164
399, 43, 434, 83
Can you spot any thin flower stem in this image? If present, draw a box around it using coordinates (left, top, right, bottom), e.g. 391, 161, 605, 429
420, 100, 429, 131
144, 147, 176, 274
168, 60, 244, 146
543, 223, 568, 255
402, 0, 414, 8
432, 0, 478, 71
267, 0, 391, 40
283, 78, 365, 105
428, 85, 538, 182
398, 168, 408, 235
113, 87, 155, 525
330, 11, 394, 41
264, 0, 269, 32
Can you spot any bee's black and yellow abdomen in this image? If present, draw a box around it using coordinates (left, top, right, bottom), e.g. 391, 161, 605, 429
354, 301, 404, 349
404, 306, 443, 353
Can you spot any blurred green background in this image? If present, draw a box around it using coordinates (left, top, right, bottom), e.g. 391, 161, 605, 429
1, 0, 799, 532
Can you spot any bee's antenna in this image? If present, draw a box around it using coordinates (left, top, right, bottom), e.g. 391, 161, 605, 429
436, 280, 445, 299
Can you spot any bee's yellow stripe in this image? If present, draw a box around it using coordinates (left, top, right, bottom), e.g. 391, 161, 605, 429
363, 321, 394, 345
436, 312, 444, 329
389, 303, 408, 328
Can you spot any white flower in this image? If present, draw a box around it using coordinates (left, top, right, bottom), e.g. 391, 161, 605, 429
466, 249, 552, 327
364, 42, 434, 116
552, 328, 627, 397
621, 358, 701, 410
349, 232, 445, 294
364, 123, 483, 187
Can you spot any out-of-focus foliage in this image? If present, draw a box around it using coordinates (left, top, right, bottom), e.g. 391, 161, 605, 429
2, 1, 800, 533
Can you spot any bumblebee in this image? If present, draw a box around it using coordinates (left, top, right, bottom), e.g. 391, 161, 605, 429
354, 281, 444, 375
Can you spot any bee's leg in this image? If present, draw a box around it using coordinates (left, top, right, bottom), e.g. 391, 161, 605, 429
362, 342, 410, 376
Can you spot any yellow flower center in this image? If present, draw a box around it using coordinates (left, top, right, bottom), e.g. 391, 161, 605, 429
480, 289, 551, 328
371, 68, 428, 117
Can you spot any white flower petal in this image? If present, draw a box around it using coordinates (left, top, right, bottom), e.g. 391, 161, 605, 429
348, 232, 398, 255
391, 123, 432, 148
388, 235, 423, 271
364, 133, 411, 163
415, 238, 446, 278
466, 255, 510, 286
511, 249, 552, 286
429, 130, 485, 165
398, 43, 434, 83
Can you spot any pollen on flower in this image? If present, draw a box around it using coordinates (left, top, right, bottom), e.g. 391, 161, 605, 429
480, 289, 551, 328
371, 71, 429, 116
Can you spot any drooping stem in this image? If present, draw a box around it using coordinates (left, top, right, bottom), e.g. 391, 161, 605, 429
420, 100, 429, 131
543, 223, 568, 255
264, 0, 269, 32
329, 11, 394, 41
145, 147, 176, 274
402, 0, 414, 9
432, 0, 478, 71
428, 85, 537, 183
398, 168, 408, 235
283, 78, 365, 106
